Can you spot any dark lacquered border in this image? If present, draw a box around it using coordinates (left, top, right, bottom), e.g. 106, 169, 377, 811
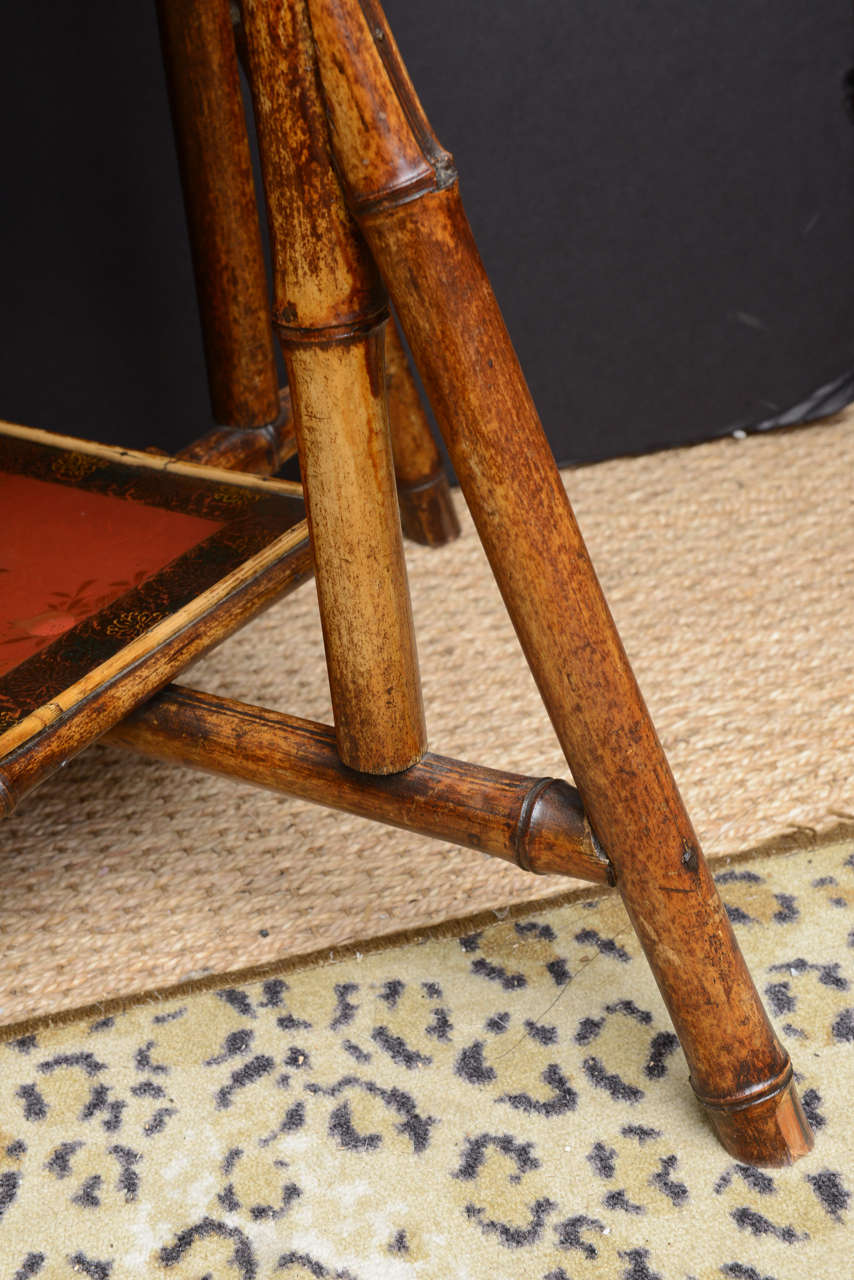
0, 431, 305, 736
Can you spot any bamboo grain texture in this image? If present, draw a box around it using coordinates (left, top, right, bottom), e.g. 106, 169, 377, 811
307, 0, 811, 1164
243, 0, 425, 774
109, 685, 612, 884
157, 0, 281, 429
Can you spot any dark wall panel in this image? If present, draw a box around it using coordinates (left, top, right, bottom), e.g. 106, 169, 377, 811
1, 5, 213, 452
2, 3, 853, 462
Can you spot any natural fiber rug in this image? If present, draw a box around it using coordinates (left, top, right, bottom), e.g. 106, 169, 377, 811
2, 414, 854, 1022
2, 836, 852, 1278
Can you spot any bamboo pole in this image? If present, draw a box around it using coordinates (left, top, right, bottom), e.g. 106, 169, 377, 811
306, 0, 811, 1166
384, 319, 460, 546
229, 3, 457, 539
107, 685, 611, 884
241, 0, 425, 775
156, 0, 281, 429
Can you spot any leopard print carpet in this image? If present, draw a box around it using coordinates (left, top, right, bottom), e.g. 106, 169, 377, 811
1, 839, 852, 1278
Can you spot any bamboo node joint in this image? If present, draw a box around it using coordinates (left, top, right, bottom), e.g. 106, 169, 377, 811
275, 309, 389, 348
513, 776, 557, 873
691, 1060, 794, 1114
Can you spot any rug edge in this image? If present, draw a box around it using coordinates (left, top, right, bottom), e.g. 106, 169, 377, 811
4, 818, 853, 1043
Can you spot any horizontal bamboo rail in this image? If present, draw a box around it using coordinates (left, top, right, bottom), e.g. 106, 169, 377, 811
108, 685, 612, 884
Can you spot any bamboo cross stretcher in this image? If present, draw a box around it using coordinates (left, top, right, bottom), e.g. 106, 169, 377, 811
1, 0, 813, 1167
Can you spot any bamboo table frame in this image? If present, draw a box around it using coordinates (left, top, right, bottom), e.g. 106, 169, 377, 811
4, 0, 813, 1166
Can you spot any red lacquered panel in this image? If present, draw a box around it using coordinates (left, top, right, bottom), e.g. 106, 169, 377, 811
0, 472, 223, 677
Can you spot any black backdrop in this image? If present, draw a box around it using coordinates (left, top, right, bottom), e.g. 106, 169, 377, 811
2, 2, 854, 464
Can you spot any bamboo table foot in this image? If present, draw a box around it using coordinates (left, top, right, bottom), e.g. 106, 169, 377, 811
177, 387, 297, 474
696, 1065, 812, 1167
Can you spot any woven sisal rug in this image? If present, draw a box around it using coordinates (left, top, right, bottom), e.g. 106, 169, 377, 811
1, 414, 853, 1022
1, 837, 852, 1278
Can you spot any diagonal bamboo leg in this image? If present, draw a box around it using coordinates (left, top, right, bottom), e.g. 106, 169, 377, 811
240, 0, 425, 774
156, 0, 285, 457
306, 0, 812, 1165
385, 318, 460, 546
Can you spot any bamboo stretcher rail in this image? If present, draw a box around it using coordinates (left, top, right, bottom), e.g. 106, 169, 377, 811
107, 685, 612, 885
305, 0, 812, 1165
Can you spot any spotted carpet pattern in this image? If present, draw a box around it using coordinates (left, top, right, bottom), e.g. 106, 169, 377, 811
1, 840, 853, 1278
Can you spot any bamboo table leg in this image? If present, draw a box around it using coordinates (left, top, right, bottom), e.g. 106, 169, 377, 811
385, 318, 460, 547
241, 0, 425, 775
307, 0, 811, 1165
167, 0, 457, 513
156, 0, 284, 460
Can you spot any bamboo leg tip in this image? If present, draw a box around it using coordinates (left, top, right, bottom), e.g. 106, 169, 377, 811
697, 1068, 814, 1167
398, 471, 461, 547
